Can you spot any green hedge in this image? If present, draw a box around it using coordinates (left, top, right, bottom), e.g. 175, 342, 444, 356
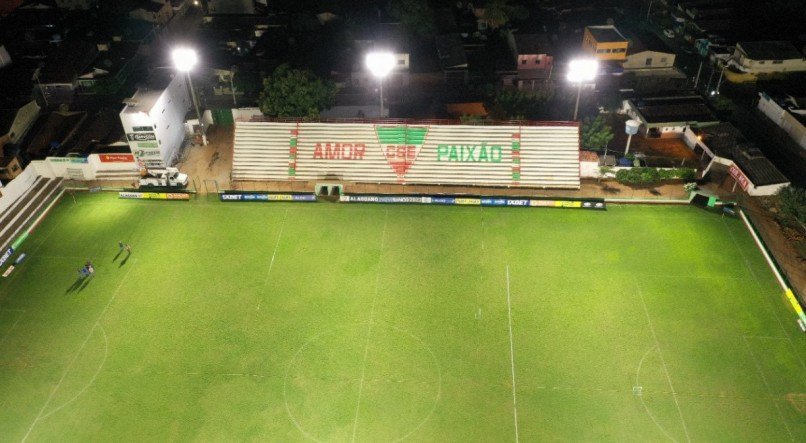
615, 167, 695, 185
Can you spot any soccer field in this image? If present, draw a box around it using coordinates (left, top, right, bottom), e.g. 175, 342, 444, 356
1, 192, 804, 442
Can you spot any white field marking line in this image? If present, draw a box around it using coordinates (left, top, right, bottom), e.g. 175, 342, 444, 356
21, 260, 136, 443
351, 210, 389, 443
637, 285, 692, 443
261, 208, 289, 291
0, 311, 25, 348
635, 345, 678, 443
722, 219, 806, 372
39, 325, 108, 421
505, 265, 520, 443
742, 335, 795, 442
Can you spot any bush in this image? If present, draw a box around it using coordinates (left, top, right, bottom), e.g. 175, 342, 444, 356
615, 167, 660, 185
614, 167, 696, 185
776, 186, 806, 224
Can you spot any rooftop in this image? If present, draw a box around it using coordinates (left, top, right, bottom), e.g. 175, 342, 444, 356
733, 144, 790, 186
630, 96, 718, 124
586, 26, 627, 43
21, 111, 87, 159
695, 122, 789, 186
626, 31, 673, 55
121, 71, 176, 114
38, 41, 99, 84
66, 108, 125, 154
738, 41, 804, 61
513, 33, 553, 55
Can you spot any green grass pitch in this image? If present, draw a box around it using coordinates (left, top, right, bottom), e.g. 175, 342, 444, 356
1, 192, 804, 441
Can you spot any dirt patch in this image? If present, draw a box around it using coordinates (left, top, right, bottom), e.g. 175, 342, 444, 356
785, 393, 806, 414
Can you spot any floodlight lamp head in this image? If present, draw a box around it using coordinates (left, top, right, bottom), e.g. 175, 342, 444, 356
365, 52, 396, 78
567, 59, 599, 83
172, 48, 198, 72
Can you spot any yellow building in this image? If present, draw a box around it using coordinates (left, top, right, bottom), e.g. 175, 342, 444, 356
583, 26, 629, 61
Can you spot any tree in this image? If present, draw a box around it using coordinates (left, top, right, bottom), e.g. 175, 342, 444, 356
388, 0, 437, 39
776, 186, 806, 224
485, 89, 553, 120
581, 116, 615, 152
258, 64, 336, 119
481, 0, 529, 29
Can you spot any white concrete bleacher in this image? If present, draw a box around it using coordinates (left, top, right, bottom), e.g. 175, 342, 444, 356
0, 169, 64, 254
232, 120, 581, 189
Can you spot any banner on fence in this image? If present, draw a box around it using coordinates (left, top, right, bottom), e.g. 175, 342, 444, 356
339, 195, 605, 209
119, 192, 190, 200
0, 247, 13, 268
220, 193, 317, 202
99, 154, 135, 163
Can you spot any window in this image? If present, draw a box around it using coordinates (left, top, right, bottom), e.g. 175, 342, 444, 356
645, 58, 653, 66
660, 57, 667, 63
772, 60, 783, 64
535, 59, 541, 65
397, 59, 405, 65
521, 59, 527, 65
615, 48, 626, 53
597, 49, 605, 54
758, 61, 766, 64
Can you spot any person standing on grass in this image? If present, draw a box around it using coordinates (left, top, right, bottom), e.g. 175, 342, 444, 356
125, 244, 131, 254
119, 241, 124, 251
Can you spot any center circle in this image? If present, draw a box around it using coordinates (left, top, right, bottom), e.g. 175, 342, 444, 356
283, 324, 441, 442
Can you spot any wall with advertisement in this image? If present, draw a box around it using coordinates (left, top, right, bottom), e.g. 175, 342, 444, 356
233, 121, 581, 189
32, 154, 138, 181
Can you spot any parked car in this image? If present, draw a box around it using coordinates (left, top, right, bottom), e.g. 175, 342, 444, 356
663, 29, 675, 39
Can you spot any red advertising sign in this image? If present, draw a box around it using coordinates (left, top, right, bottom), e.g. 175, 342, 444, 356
729, 164, 750, 190
99, 154, 135, 163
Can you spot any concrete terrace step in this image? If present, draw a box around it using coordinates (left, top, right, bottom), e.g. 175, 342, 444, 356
0, 176, 48, 223
0, 178, 64, 253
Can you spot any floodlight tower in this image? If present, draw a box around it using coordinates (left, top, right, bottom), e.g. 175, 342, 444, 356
172, 47, 207, 145
567, 59, 599, 121
365, 51, 396, 118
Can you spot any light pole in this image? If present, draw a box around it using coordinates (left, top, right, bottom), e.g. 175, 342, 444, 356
172, 47, 207, 145
567, 59, 598, 121
365, 52, 395, 118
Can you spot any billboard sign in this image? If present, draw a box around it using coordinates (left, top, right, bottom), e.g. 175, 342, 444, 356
99, 154, 135, 163
339, 194, 605, 209
127, 132, 157, 141
729, 164, 750, 190
119, 192, 190, 200
220, 193, 317, 202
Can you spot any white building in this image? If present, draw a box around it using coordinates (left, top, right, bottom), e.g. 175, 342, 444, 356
682, 123, 790, 196
730, 41, 806, 74
120, 73, 191, 169
757, 92, 806, 150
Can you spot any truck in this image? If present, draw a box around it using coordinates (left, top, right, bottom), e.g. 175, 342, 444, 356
139, 167, 189, 189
